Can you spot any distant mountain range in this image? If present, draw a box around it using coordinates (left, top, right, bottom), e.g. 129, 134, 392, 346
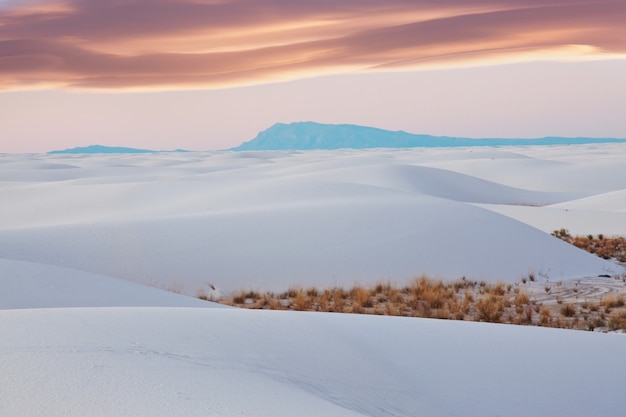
47, 123, 626, 154
48, 145, 189, 154
231, 122, 626, 151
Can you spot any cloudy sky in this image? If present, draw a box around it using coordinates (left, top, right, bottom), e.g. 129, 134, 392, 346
1, 0, 625, 152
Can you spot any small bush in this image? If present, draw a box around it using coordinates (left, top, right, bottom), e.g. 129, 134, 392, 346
561, 304, 576, 317
539, 306, 552, 326
602, 294, 625, 309
476, 295, 503, 323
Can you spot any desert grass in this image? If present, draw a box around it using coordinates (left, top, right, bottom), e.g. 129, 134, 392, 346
210, 273, 626, 332
552, 229, 626, 262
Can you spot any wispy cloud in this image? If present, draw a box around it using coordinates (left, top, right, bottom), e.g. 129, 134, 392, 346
1, 0, 625, 91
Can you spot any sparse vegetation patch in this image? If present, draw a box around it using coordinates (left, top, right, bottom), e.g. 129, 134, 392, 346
552, 229, 626, 262
204, 274, 626, 333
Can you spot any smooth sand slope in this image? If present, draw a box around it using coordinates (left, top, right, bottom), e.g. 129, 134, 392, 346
0, 258, 222, 309
2, 306, 626, 417
1, 145, 624, 294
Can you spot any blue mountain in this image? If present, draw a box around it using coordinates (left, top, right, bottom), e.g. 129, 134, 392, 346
48, 145, 189, 154
232, 122, 626, 151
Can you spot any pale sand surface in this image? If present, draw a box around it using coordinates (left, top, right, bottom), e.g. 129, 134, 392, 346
1, 145, 624, 294
2, 306, 626, 417
2, 144, 626, 417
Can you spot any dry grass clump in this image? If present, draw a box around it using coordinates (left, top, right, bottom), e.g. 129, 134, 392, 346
539, 306, 552, 327
608, 310, 626, 331
552, 229, 626, 262
601, 294, 625, 311
476, 294, 506, 323
560, 304, 576, 317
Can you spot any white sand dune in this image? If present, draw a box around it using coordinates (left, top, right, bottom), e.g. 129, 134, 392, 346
549, 189, 626, 212
475, 204, 626, 236
0, 258, 222, 309
2, 144, 626, 417
1, 145, 624, 294
2, 306, 626, 417
0, 199, 618, 293
424, 145, 626, 194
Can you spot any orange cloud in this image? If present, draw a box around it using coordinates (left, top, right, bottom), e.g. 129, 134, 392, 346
1, 0, 625, 91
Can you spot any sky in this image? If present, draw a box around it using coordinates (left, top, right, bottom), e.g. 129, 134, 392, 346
1, 0, 625, 153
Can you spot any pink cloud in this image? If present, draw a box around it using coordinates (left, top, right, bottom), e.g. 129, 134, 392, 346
1, 0, 625, 90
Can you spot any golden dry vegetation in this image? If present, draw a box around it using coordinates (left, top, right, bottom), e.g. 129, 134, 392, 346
206, 274, 626, 332
552, 229, 626, 262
